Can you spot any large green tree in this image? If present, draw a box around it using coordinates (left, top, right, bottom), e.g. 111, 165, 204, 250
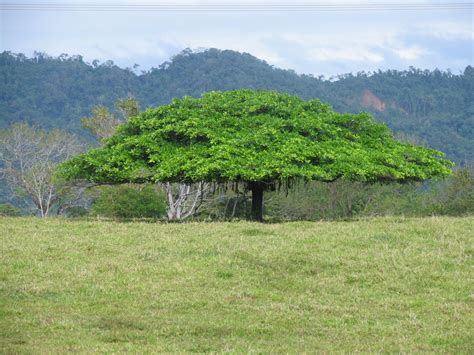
59, 90, 453, 221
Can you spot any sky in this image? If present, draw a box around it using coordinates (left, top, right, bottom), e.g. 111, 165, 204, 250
1, 1, 473, 76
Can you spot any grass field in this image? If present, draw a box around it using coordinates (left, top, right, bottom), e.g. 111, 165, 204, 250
1, 216, 473, 352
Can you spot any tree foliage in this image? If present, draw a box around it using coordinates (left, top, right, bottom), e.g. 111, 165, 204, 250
81, 105, 120, 141
81, 96, 140, 142
60, 90, 453, 220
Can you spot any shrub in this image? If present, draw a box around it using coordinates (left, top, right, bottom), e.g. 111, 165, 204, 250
428, 166, 474, 216
90, 185, 166, 219
0, 203, 22, 216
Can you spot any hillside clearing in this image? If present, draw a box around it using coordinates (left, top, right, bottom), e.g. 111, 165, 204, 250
1, 216, 473, 352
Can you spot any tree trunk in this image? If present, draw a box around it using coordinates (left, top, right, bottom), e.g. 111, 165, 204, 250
163, 182, 207, 221
250, 182, 264, 222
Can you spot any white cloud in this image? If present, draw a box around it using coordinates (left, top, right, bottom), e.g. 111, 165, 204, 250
309, 47, 384, 63
417, 21, 473, 41
1, 1, 471, 76
392, 45, 427, 60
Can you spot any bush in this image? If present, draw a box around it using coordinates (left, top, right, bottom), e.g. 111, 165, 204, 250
265, 180, 417, 220
63, 206, 89, 218
0, 203, 22, 216
263, 168, 474, 220
90, 185, 167, 219
428, 166, 474, 216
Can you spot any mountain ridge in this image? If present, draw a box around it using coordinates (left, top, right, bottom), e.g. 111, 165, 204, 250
1, 48, 472, 164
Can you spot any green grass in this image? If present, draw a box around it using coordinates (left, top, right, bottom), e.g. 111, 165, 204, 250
1, 216, 473, 352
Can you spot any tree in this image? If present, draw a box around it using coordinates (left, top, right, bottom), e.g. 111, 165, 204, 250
80, 97, 140, 142
60, 90, 453, 221
0, 123, 82, 217
81, 96, 139, 142
116, 96, 140, 121
81, 105, 121, 141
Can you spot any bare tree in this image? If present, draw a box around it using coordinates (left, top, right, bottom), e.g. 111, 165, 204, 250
0, 123, 83, 217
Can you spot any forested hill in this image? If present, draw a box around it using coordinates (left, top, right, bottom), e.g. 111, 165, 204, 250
1, 49, 472, 164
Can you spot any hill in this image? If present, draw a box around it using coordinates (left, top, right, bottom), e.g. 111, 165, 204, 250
1, 49, 472, 163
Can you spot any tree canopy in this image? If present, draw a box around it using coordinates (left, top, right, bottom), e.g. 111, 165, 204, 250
59, 90, 453, 220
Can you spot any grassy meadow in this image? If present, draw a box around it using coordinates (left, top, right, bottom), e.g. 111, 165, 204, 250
1, 216, 473, 352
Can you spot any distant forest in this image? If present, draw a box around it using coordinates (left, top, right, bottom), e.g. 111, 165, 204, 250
1, 49, 472, 164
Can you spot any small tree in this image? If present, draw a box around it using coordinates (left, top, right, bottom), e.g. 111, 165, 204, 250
60, 90, 453, 221
0, 123, 82, 217
81, 105, 121, 141
81, 96, 140, 141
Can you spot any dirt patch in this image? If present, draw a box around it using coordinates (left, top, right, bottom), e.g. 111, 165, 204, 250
361, 89, 386, 112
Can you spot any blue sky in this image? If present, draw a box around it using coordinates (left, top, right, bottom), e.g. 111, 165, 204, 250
1, 1, 472, 76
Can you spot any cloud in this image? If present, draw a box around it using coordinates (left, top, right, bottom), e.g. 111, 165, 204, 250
309, 47, 384, 63
1, 1, 471, 76
392, 45, 428, 60
416, 21, 473, 41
